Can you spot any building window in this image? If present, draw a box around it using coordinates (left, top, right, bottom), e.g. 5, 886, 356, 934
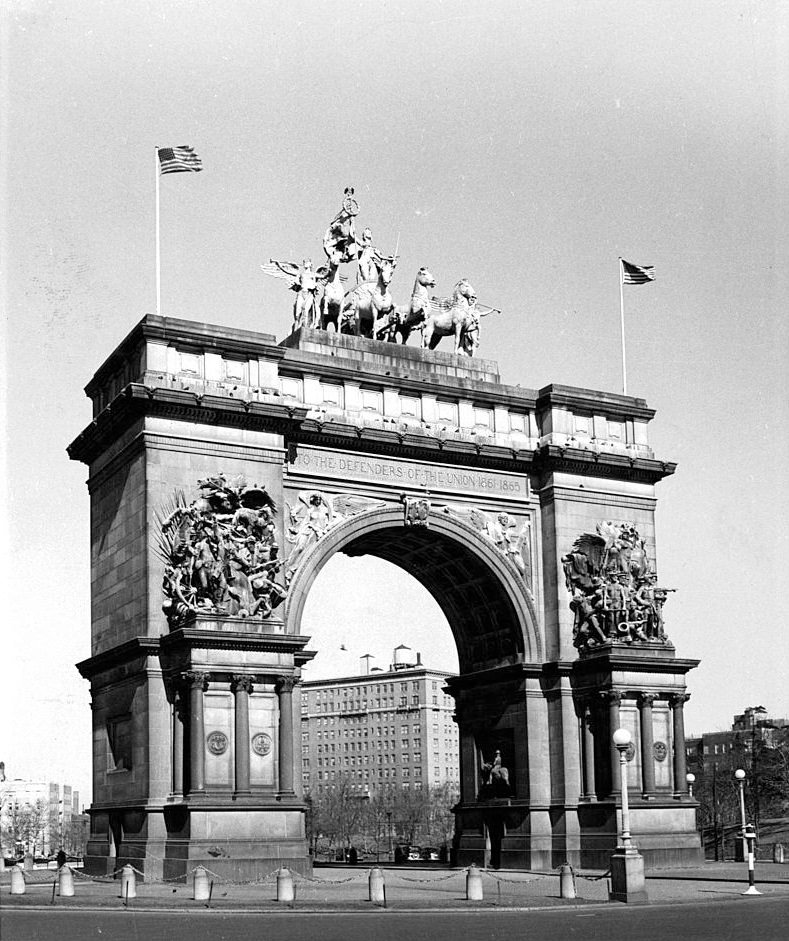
400, 394, 420, 418
178, 351, 201, 376
320, 381, 343, 407
574, 414, 591, 435
361, 388, 383, 412
281, 376, 303, 400
473, 406, 494, 429
107, 716, 132, 771
437, 399, 458, 425
607, 420, 623, 440
509, 411, 527, 434
224, 359, 247, 382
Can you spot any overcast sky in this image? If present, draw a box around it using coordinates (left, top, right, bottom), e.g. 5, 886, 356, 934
2, 1, 787, 806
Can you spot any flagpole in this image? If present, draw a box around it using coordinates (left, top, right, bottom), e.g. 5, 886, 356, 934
155, 146, 161, 317
618, 257, 627, 396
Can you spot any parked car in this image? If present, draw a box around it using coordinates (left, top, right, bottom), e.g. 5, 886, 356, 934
407, 847, 421, 861
421, 847, 440, 861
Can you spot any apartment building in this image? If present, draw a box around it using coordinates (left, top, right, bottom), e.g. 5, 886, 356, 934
300, 646, 459, 795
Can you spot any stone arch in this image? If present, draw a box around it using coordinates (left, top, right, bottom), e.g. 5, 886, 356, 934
285, 505, 542, 672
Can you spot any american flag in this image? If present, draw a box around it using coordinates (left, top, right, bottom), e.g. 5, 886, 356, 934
158, 146, 203, 174
621, 259, 655, 284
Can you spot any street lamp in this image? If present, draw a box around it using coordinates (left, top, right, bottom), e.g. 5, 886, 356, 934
608, 727, 648, 904
386, 810, 393, 862
686, 773, 695, 799
613, 728, 633, 849
735, 768, 747, 862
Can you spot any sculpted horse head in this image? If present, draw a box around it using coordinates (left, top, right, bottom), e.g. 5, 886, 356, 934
451, 279, 476, 308
374, 254, 397, 287
415, 266, 436, 291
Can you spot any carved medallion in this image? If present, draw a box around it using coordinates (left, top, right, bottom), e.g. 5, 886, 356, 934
625, 742, 636, 762
653, 741, 668, 762
251, 732, 272, 757
206, 731, 228, 755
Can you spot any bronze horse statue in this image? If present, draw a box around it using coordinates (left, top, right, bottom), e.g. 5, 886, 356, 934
385, 266, 436, 344
341, 254, 398, 340
422, 278, 479, 354
317, 251, 346, 332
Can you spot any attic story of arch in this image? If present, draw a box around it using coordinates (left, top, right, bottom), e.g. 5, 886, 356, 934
261, 188, 501, 357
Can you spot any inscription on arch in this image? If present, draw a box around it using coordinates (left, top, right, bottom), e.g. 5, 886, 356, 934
289, 446, 529, 500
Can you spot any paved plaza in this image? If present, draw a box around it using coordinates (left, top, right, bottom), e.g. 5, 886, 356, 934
2, 862, 788, 914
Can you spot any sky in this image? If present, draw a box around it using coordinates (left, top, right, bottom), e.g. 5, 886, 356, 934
2, 1, 788, 807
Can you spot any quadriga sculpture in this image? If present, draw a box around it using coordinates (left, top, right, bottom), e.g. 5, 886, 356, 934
341, 253, 398, 340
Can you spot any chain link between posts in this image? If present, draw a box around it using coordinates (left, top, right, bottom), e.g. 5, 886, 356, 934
19, 860, 612, 889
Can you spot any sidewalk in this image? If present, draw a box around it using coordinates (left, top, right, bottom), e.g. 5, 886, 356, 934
2, 862, 788, 913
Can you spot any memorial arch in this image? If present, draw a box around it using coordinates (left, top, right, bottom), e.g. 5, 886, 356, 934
69, 316, 702, 879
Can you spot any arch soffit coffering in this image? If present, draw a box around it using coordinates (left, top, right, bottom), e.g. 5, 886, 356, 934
284, 505, 543, 670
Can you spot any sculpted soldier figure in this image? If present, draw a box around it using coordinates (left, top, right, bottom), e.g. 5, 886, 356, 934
356, 227, 381, 283
563, 521, 674, 654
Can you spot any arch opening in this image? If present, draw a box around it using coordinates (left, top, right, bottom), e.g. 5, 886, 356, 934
286, 506, 541, 673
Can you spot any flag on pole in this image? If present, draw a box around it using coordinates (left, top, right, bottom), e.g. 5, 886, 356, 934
158, 146, 203, 174
621, 259, 655, 284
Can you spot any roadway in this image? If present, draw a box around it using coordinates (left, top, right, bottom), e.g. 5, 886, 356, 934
4, 897, 789, 941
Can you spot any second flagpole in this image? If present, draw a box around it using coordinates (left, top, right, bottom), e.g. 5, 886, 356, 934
155, 146, 161, 317
618, 257, 627, 396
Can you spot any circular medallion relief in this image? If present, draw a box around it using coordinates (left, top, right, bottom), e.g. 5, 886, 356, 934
624, 742, 636, 762
251, 732, 272, 757
653, 741, 668, 762
206, 731, 228, 755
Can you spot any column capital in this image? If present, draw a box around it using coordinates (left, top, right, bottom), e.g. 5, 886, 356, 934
275, 675, 297, 694
669, 692, 691, 708
599, 689, 625, 705
182, 670, 209, 690
638, 692, 659, 708
231, 674, 255, 694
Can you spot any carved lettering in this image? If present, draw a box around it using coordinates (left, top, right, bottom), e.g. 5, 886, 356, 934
291, 448, 527, 499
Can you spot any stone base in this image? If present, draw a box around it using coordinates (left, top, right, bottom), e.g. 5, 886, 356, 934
609, 847, 649, 904
83, 802, 311, 881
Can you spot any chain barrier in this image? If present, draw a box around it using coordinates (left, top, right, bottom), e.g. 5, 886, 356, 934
482, 870, 547, 885
294, 871, 367, 885
390, 870, 464, 884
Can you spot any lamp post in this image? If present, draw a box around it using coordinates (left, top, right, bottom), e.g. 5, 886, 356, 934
608, 727, 648, 904
735, 769, 747, 862
613, 729, 633, 849
386, 811, 393, 862
685, 773, 695, 799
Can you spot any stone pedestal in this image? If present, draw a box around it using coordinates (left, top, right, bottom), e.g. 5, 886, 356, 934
609, 846, 649, 904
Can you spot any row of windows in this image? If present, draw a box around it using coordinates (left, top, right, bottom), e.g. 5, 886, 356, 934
306, 694, 453, 713
281, 376, 531, 433
312, 767, 422, 781
573, 414, 624, 440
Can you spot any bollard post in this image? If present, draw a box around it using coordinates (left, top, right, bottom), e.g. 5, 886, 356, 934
466, 862, 483, 901
276, 867, 294, 902
10, 866, 26, 895
58, 865, 75, 898
120, 864, 137, 900
559, 863, 576, 899
742, 824, 762, 895
193, 866, 210, 901
774, 843, 785, 864
368, 867, 385, 904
